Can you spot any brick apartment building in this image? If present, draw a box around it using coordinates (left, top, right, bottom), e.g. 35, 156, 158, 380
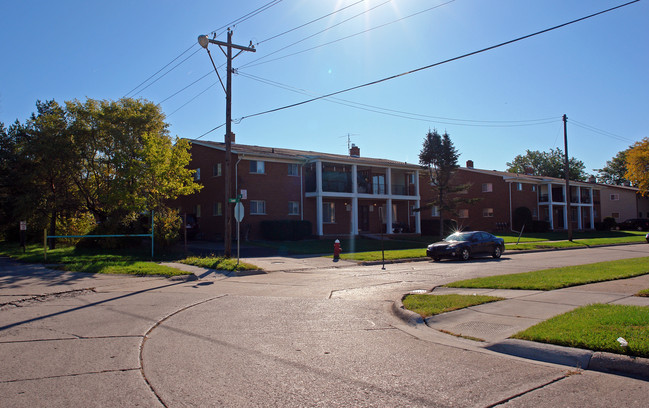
174, 139, 603, 240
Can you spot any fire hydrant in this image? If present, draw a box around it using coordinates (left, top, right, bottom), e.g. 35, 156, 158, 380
333, 239, 342, 261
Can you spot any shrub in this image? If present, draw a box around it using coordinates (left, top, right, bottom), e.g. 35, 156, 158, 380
602, 217, 617, 231
260, 220, 312, 241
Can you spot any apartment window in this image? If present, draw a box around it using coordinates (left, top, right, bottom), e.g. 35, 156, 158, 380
532, 185, 537, 192
288, 163, 299, 176
409, 205, 415, 217
212, 202, 222, 216
250, 200, 266, 215
483, 208, 494, 217
194, 204, 201, 218
288, 201, 299, 215
431, 206, 440, 217
372, 175, 386, 195
213, 163, 222, 177
250, 160, 265, 174
516, 183, 523, 191
612, 212, 620, 219
482, 183, 493, 192
532, 208, 538, 218
458, 209, 469, 218
323, 202, 335, 223
194, 168, 201, 181
610, 194, 619, 201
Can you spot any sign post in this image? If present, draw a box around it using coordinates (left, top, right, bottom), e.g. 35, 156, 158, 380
234, 201, 244, 264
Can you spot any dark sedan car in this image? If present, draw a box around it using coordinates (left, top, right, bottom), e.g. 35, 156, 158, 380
426, 231, 505, 261
617, 218, 649, 231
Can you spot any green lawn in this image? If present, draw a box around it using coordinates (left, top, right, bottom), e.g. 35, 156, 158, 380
445, 257, 649, 291
180, 256, 260, 271
402, 294, 504, 318
0, 243, 191, 277
637, 288, 649, 297
512, 304, 649, 358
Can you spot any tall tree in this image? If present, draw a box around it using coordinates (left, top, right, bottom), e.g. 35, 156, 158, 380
625, 137, 649, 196
419, 129, 469, 237
596, 149, 629, 185
506, 148, 587, 180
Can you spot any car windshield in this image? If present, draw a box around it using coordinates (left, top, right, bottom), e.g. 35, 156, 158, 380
444, 232, 472, 242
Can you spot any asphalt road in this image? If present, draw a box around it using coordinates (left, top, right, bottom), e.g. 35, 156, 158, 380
1, 244, 648, 407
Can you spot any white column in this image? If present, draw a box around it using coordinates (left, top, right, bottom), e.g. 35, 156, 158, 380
316, 161, 323, 236
415, 170, 421, 234
351, 164, 358, 236
562, 185, 568, 230
386, 168, 392, 196
547, 184, 554, 230
578, 206, 583, 230
589, 188, 595, 229
386, 198, 393, 234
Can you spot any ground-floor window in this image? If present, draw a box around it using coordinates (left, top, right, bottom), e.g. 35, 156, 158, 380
482, 208, 494, 217
213, 202, 222, 216
323, 202, 335, 223
250, 200, 266, 215
288, 201, 299, 215
458, 209, 469, 218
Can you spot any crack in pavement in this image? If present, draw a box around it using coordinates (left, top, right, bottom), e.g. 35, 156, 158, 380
485, 374, 571, 407
0, 288, 96, 311
0, 367, 141, 384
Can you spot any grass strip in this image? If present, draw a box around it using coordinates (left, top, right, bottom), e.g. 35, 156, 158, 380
402, 293, 504, 318
62, 261, 188, 276
446, 257, 649, 291
512, 304, 649, 358
637, 289, 649, 297
180, 256, 260, 271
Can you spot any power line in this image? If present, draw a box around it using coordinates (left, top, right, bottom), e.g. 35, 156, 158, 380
210, 0, 284, 36
123, 44, 198, 98
235, 0, 641, 123
570, 119, 635, 144
242, 0, 456, 70
256, 0, 365, 45
238, 0, 393, 69
238, 71, 558, 127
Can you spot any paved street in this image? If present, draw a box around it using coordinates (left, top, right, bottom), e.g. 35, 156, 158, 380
1, 244, 648, 407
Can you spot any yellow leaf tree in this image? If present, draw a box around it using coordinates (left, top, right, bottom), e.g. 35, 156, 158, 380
625, 137, 649, 196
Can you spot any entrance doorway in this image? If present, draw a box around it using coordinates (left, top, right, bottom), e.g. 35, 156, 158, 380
359, 205, 370, 232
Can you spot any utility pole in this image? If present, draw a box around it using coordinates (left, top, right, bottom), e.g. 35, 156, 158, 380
563, 114, 573, 242
198, 30, 256, 257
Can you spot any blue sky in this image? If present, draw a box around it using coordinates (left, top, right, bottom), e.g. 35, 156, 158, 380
1, 0, 647, 174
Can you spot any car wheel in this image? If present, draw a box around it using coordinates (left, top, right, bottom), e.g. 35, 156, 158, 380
458, 248, 470, 261
637, 226, 643, 231
492, 246, 502, 259
432, 256, 441, 262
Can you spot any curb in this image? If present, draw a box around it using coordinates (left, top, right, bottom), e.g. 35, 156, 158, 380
392, 299, 649, 380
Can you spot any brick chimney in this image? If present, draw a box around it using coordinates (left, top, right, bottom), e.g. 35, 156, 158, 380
466, 160, 474, 169
349, 143, 360, 157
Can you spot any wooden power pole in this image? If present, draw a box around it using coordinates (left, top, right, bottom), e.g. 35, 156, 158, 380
198, 30, 255, 257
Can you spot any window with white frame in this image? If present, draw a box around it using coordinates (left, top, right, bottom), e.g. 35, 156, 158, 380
288, 201, 299, 215
483, 208, 494, 217
482, 183, 493, 192
431, 206, 440, 217
323, 202, 335, 223
250, 160, 265, 174
194, 168, 201, 181
409, 205, 415, 217
213, 163, 222, 177
610, 194, 619, 201
288, 163, 299, 176
250, 200, 266, 215
532, 208, 538, 218
516, 183, 523, 191
213, 202, 222, 216
532, 185, 537, 192
458, 209, 469, 218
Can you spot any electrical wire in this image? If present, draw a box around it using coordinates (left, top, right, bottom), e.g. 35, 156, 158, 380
238, 0, 393, 69
256, 0, 365, 45
242, 0, 456, 70
569, 119, 635, 144
238, 71, 558, 127
210, 0, 284, 36
234, 0, 641, 123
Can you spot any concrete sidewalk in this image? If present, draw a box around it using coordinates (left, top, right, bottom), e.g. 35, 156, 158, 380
394, 274, 649, 379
